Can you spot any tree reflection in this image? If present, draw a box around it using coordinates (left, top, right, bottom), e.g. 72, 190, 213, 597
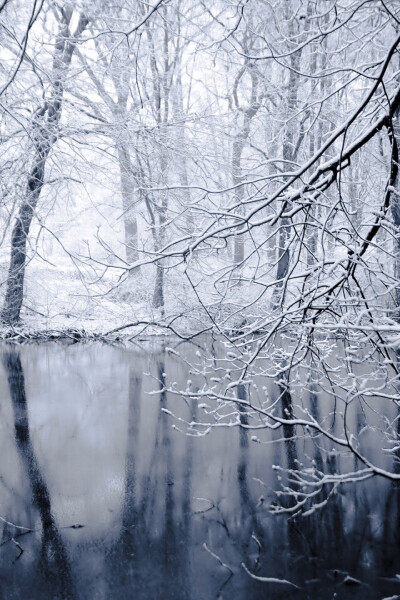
106, 352, 193, 598
1, 343, 400, 599
237, 383, 264, 562
3, 351, 75, 599
381, 348, 400, 571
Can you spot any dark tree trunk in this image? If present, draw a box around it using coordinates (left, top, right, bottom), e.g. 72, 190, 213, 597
1, 10, 87, 325
271, 9, 303, 311
1, 147, 49, 324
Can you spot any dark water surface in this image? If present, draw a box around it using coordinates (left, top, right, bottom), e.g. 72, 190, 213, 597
0, 342, 399, 600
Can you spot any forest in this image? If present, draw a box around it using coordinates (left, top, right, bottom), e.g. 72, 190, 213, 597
1, 0, 400, 598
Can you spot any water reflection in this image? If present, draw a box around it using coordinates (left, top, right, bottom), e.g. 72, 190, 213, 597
102, 353, 194, 599
0, 343, 399, 599
3, 352, 75, 599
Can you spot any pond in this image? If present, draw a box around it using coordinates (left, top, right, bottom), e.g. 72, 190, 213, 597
0, 341, 399, 599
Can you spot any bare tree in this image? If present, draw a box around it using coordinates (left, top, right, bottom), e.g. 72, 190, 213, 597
1, 5, 88, 324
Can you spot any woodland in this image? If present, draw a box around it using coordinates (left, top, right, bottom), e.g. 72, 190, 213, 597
2, 0, 400, 574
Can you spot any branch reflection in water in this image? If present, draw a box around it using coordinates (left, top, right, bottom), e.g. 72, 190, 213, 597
3, 351, 75, 599
0, 342, 399, 599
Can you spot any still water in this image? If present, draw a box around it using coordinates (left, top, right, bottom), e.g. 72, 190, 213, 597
0, 341, 399, 600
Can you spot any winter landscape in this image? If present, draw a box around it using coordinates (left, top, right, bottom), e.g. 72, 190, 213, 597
1, 0, 400, 598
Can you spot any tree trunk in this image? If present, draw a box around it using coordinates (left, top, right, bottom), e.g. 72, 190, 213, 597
116, 143, 139, 265
1, 144, 50, 324
153, 262, 165, 313
272, 10, 303, 310
231, 63, 259, 269
232, 134, 246, 266
1, 10, 87, 325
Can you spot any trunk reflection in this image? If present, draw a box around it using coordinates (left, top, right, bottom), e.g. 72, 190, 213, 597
3, 352, 75, 599
0, 343, 399, 600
